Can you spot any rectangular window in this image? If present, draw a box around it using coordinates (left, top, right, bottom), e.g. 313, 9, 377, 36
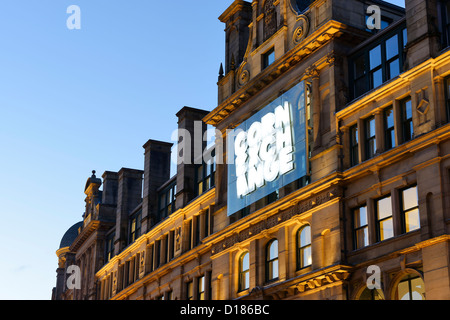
353, 206, 369, 249
350, 25, 407, 100
369, 45, 383, 89
365, 116, 376, 160
194, 215, 201, 247
169, 230, 175, 261
187, 219, 193, 251
353, 55, 368, 98
128, 210, 142, 245
195, 156, 216, 197
401, 186, 420, 233
105, 232, 115, 263
376, 196, 394, 241
445, 77, 450, 123
385, 34, 400, 80
350, 124, 359, 167
401, 97, 413, 143
186, 281, 193, 300
198, 276, 205, 300
263, 47, 275, 69
158, 182, 177, 221
384, 106, 395, 150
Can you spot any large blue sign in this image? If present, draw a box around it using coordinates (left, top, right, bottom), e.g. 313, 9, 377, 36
227, 81, 307, 216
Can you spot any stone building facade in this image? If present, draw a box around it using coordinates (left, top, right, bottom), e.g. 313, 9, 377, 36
53, 0, 450, 300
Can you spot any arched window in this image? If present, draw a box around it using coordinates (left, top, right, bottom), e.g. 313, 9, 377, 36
266, 239, 279, 282
297, 225, 312, 270
238, 252, 250, 292
395, 274, 425, 300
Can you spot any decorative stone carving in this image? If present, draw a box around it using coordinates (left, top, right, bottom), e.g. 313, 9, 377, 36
264, 0, 278, 41
293, 15, 309, 45
238, 69, 250, 87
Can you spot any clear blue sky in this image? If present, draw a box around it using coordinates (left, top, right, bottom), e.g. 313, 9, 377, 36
0, 0, 404, 300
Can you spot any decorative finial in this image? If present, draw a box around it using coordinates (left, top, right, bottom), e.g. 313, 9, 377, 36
219, 63, 224, 80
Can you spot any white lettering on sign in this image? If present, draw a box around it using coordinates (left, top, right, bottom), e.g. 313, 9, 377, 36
234, 101, 294, 198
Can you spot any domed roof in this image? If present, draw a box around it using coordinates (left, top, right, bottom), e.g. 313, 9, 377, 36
59, 221, 83, 249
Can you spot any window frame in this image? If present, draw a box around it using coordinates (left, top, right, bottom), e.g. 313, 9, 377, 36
444, 76, 450, 123
197, 275, 205, 300
400, 97, 413, 143
128, 210, 142, 245
158, 181, 177, 221
186, 280, 194, 300
195, 156, 216, 197
262, 47, 275, 70
365, 116, 377, 160
349, 124, 359, 167
438, 0, 450, 49
265, 239, 279, 283
352, 206, 369, 250
349, 24, 407, 100
396, 274, 426, 300
238, 251, 250, 292
376, 195, 394, 242
400, 185, 420, 234
105, 232, 115, 263
296, 225, 312, 270
384, 106, 395, 150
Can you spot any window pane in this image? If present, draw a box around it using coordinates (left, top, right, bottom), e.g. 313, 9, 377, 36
403, 28, 408, 47
355, 227, 369, 249
354, 55, 366, 78
244, 272, 250, 290
386, 34, 399, 60
355, 78, 368, 97
187, 282, 193, 300
385, 107, 394, 128
300, 226, 311, 247
241, 252, 249, 271
386, 129, 395, 149
271, 260, 279, 279
198, 276, 205, 300
410, 277, 426, 300
372, 69, 383, 88
389, 59, 400, 79
368, 117, 376, 137
302, 246, 312, 267
404, 99, 412, 119
402, 186, 418, 210
405, 209, 420, 232
367, 138, 376, 158
377, 197, 392, 220
381, 19, 390, 30
198, 181, 203, 195
160, 193, 166, 210
354, 207, 368, 228
370, 45, 382, 69
398, 279, 410, 300
197, 166, 203, 182
269, 240, 278, 260
267, 51, 275, 65
379, 218, 394, 240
